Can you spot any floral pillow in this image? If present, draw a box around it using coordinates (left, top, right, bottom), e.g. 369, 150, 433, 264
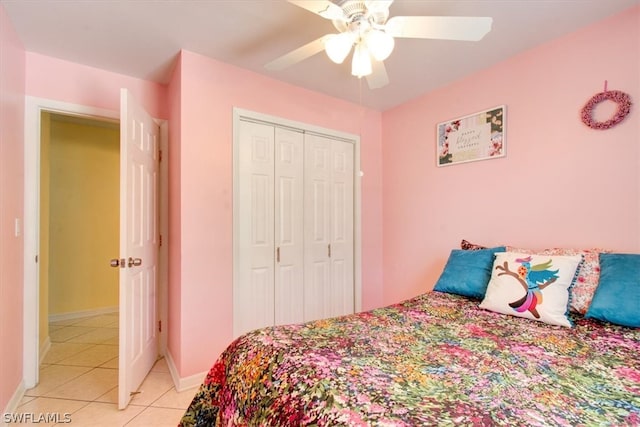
507, 246, 606, 314
479, 252, 582, 327
460, 239, 488, 251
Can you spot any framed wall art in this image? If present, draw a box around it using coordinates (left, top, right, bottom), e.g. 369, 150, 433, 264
436, 105, 506, 167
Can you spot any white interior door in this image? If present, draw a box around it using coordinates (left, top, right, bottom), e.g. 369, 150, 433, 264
235, 122, 305, 335
118, 89, 159, 409
329, 139, 354, 316
233, 112, 358, 336
274, 127, 304, 325
304, 134, 333, 321
235, 120, 275, 337
304, 134, 354, 321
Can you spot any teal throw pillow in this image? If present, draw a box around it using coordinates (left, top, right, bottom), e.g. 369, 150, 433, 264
585, 253, 640, 328
434, 247, 506, 300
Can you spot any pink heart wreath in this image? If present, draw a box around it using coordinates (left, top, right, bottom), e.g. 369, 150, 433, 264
580, 90, 632, 130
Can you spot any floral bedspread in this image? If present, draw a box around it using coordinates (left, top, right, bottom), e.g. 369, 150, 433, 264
179, 292, 640, 426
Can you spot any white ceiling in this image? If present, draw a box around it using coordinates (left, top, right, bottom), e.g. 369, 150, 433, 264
2, 0, 638, 111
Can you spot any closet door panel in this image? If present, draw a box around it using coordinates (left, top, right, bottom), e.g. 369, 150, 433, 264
274, 128, 304, 325
235, 120, 275, 337
304, 135, 333, 322
329, 140, 354, 317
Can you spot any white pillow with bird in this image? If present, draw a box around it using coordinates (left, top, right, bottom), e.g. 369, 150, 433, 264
480, 252, 582, 327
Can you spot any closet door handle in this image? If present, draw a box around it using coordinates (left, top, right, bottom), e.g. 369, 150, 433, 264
328, 244, 331, 258
276, 247, 280, 263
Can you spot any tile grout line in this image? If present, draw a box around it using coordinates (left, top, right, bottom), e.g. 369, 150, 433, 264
18, 313, 190, 426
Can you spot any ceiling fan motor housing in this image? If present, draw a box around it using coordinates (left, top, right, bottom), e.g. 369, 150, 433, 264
332, 0, 390, 33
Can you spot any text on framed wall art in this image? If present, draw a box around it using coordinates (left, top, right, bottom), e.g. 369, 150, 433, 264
436, 105, 506, 167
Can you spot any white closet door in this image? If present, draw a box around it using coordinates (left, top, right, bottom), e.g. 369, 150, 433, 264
274, 127, 304, 325
235, 116, 356, 336
329, 139, 354, 317
235, 120, 275, 337
304, 134, 354, 321
304, 135, 332, 322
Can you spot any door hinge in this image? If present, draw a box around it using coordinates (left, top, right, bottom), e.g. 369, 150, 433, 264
159, 234, 162, 247
328, 243, 331, 258
159, 149, 162, 162
158, 320, 162, 333
35, 255, 39, 263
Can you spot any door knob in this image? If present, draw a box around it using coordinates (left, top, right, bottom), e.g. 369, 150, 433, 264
110, 258, 125, 268
128, 257, 142, 268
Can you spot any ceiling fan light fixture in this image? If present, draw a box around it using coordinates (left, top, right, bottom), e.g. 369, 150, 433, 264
365, 29, 395, 61
351, 43, 372, 78
325, 32, 354, 64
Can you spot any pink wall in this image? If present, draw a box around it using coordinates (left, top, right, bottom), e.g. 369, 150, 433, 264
25, 54, 168, 119
382, 6, 640, 304
170, 50, 384, 377
166, 56, 183, 372
167, 55, 182, 372
0, 4, 25, 412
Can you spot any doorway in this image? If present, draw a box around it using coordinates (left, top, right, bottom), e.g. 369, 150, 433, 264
36, 111, 120, 393
23, 96, 169, 396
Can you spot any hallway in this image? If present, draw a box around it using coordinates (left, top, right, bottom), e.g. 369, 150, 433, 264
16, 313, 194, 426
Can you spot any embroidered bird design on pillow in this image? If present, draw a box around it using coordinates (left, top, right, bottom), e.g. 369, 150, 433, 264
495, 256, 559, 318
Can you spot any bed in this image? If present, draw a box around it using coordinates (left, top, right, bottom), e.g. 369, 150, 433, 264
179, 247, 640, 426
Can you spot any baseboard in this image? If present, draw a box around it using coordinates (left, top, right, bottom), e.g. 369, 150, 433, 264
1, 380, 26, 427
164, 350, 206, 393
39, 336, 51, 365
48, 306, 118, 323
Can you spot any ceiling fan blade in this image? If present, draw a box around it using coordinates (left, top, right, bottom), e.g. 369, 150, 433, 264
366, 60, 389, 89
288, 0, 346, 21
386, 16, 493, 41
265, 36, 329, 71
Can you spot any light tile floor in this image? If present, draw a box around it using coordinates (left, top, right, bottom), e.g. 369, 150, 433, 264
17, 313, 197, 426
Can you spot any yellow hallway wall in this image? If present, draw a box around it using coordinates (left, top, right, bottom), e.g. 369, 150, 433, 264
48, 115, 119, 316
39, 112, 50, 346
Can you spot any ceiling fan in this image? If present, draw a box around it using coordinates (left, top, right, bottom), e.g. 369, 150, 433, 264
265, 0, 493, 89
